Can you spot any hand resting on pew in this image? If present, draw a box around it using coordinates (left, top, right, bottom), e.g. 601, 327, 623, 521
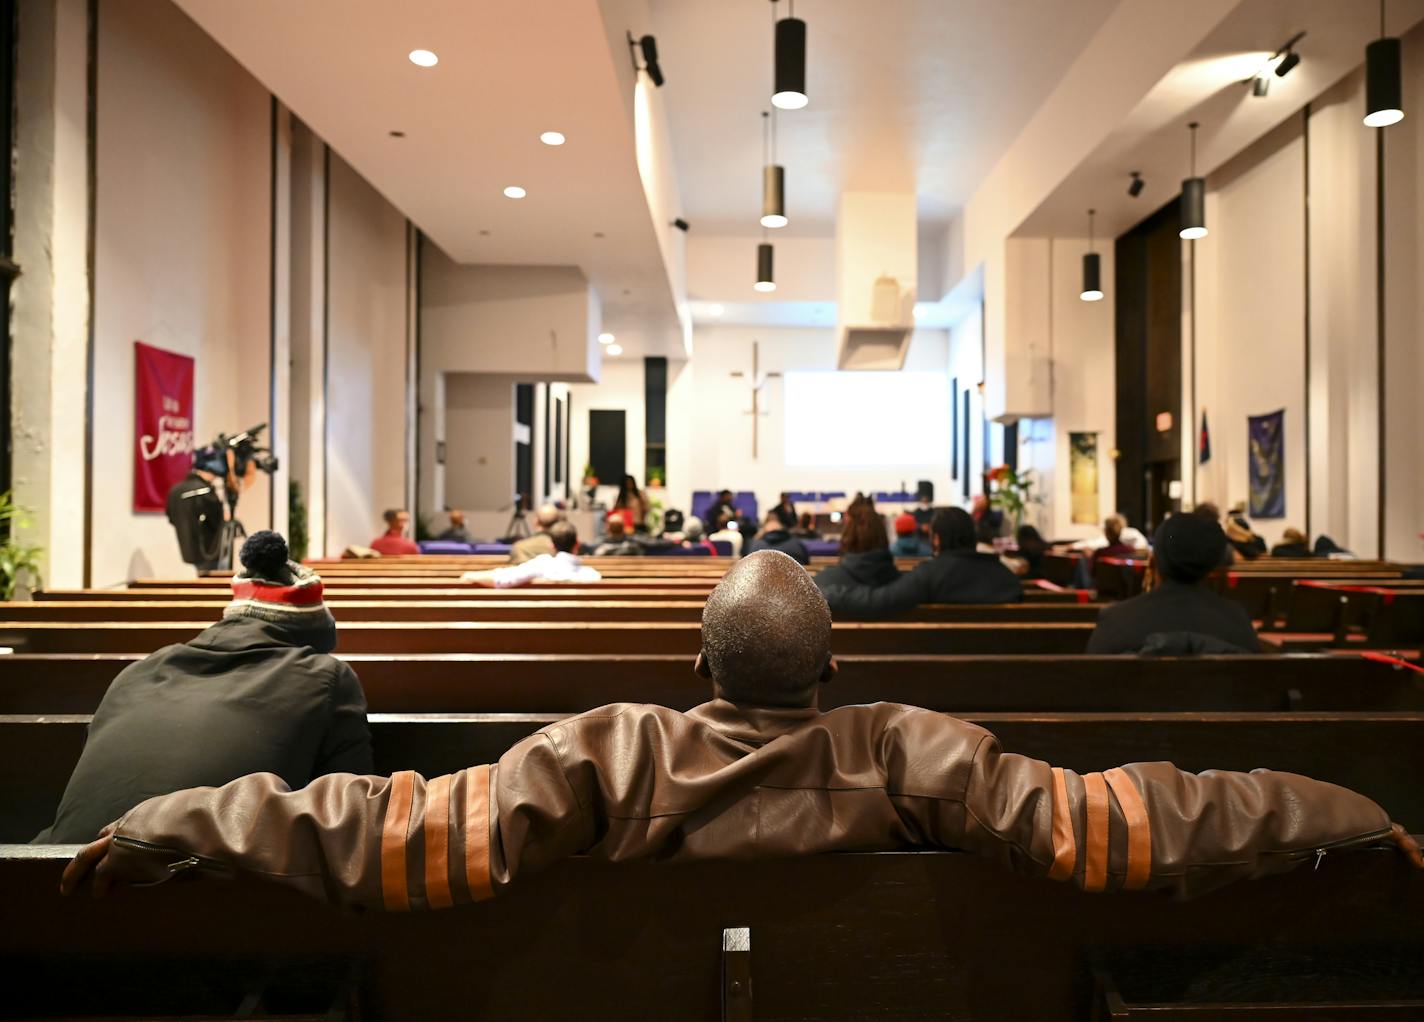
62, 552, 1424, 910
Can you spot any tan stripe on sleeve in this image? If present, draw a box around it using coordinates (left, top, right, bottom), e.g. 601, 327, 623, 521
464, 764, 494, 901
1047, 767, 1078, 881
1103, 767, 1152, 891
1082, 771, 1110, 893
381, 771, 416, 911
423, 773, 454, 909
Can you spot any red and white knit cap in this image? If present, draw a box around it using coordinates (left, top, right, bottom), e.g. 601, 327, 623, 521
225, 531, 334, 629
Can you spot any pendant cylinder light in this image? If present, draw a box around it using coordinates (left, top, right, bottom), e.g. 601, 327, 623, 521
773, 13, 808, 109
1179, 122, 1207, 240
762, 165, 787, 228
1080, 209, 1103, 302
755, 242, 776, 292
1364, 37, 1404, 126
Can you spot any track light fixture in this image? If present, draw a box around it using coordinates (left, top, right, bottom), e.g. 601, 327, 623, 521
1364, 0, 1404, 127
760, 111, 787, 228
771, 0, 808, 110
1080, 209, 1103, 303
626, 32, 665, 87
755, 242, 776, 292
1179, 122, 1207, 241
1128, 171, 1144, 198
1248, 31, 1305, 98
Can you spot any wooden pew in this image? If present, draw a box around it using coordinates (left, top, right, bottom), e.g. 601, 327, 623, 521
8, 711, 1424, 840
4, 651, 1421, 715
0, 620, 1098, 655
4, 844, 1419, 1020
0, 599, 1105, 625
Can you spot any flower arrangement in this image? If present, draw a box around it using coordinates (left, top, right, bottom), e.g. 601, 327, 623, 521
986, 465, 1040, 530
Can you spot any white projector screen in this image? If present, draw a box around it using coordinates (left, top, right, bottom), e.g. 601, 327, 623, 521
783, 371, 950, 467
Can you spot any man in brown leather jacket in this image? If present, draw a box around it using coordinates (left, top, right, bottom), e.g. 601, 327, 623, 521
63, 551, 1421, 910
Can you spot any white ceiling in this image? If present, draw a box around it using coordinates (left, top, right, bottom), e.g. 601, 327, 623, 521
172, 0, 684, 357
647, 0, 1120, 237
1017, 0, 1424, 239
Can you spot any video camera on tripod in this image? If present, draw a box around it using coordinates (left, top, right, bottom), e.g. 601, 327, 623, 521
169, 424, 279, 572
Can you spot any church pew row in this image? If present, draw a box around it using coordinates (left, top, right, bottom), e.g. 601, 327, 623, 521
1284, 579, 1424, 631
6, 711, 1424, 842
131, 576, 730, 590
3, 652, 1421, 715
4, 844, 1419, 1020
0, 599, 1106, 624
0, 620, 1098, 655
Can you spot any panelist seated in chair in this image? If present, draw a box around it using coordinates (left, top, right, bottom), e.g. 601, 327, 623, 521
1086, 513, 1260, 656
814, 507, 1022, 619
462, 521, 600, 587
64, 550, 1420, 910
38, 532, 372, 845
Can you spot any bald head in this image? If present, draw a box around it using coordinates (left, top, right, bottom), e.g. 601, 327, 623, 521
699, 550, 833, 707
535, 504, 561, 529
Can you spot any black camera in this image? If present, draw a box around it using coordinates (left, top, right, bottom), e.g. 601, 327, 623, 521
195, 423, 279, 480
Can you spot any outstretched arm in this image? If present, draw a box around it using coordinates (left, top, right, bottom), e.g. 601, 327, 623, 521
817, 568, 930, 620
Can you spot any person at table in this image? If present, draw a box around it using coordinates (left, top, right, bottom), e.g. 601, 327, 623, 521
463, 521, 600, 586
769, 492, 798, 529
63, 550, 1422, 909
36, 532, 371, 844
438, 509, 474, 544
370, 508, 420, 556
611, 474, 648, 533
814, 501, 900, 615
889, 513, 931, 557
510, 504, 562, 564
748, 509, 811, 565
1086, 512, 1261, 655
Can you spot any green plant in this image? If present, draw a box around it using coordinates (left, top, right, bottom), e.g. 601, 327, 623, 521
986, 465, 1041, 530
646, 466, 665, 487
0, 492, 43, 600
287, 480, 309, 562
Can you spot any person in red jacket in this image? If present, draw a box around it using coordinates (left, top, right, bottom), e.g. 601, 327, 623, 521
370, 509, 420, 556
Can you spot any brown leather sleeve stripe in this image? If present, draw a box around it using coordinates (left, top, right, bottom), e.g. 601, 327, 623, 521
1047, 767, 1078, 881
381, 771, 415, 911
423, 774, 454, 910
1104, 768, 1152, 891
464, 764, 494, 901
1082, 771, 1110, 893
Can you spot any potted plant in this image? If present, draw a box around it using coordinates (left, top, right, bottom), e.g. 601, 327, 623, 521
0, 492, 44, 600
986, 465, 1040, 532
581, 462, 599, 489
288, 480, 309, 562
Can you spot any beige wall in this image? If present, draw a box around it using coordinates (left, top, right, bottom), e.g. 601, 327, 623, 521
442, 374, 516, 512
90, 0, 271, 585
325, 153, 411, 554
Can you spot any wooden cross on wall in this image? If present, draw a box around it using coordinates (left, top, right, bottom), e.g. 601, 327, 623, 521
729, 340, 782, 459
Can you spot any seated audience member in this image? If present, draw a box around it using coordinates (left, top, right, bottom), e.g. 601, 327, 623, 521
1225, 505, 1267, 560
977, 513, 1028, 576
679, 515, 717, 554
791, 511, 821, 539
1086, 513, 1260, 655
817, 507, 1022, 618
438, 509, 474, 544
592, 516, 644, 556
463, 521, 600, 586
64, 550, 1421, 907
1270, 527, 1312, 558
511, 504, 561, 564
612, 474, 649, 533
1067, 513, 1147, 554
708, 510, 744, 557
1314, 534, 1352, 558
704, 488, 738, 530
370, 508, 420, 556
890, 513, 931, 557
770, 492, 798, 529
748, 510, 811, 565
1014, 524, 1050, 578
814, 502, 899, 614
37, 532, 371, 843
1091, 515, 1136, 567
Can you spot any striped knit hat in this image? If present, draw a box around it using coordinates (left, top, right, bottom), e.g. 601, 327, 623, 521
225, 531, 335, 631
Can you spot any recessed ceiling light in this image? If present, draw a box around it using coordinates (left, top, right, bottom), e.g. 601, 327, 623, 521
606, 343, 623, 356
593, 232, 606, 239
540, 131, 566, 146
388, 130, 406, 138
478, 229, 491, 236
503, 186, 526, 199
408, 49, 438, 68
598, 332, 615, 344
707, 303, 725, 317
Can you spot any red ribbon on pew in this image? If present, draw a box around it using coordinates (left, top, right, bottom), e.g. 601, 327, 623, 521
1357, 651, 1424, 675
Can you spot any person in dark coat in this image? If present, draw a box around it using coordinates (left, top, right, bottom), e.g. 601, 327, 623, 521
748, 511, 811, 565
769, 492, 798, 530
1270, 527, 1312, 558
814, 507, 1022, 618
35, 531, 372, 843
1086, 513, 1260, 655
814, 501, 898, 614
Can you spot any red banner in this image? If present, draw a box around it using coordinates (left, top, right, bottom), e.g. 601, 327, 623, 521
133, 341, 196, 512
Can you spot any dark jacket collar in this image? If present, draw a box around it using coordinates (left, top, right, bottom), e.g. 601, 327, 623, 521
838, 548, 899, 585
187, 613, 338, 655
686, 697, 820, 747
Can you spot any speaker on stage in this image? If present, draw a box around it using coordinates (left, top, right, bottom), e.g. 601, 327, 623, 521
915, 480, 934, 502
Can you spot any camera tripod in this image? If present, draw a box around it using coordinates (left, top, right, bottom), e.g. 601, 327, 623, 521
502, 493, 531, 542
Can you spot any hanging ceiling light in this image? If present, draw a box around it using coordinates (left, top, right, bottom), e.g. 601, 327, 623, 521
1081, 209, 1103, 302
755, 242, 776, 292
771, 0, 808, 110
1364, 0, 1404, 127
1179, 122, 1207, 240
760, 111, 787, 228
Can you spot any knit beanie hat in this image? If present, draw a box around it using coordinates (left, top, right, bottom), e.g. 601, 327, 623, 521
225, 531, 336, 632
894, 513, 917, 536
1154, 513, 1228, 584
